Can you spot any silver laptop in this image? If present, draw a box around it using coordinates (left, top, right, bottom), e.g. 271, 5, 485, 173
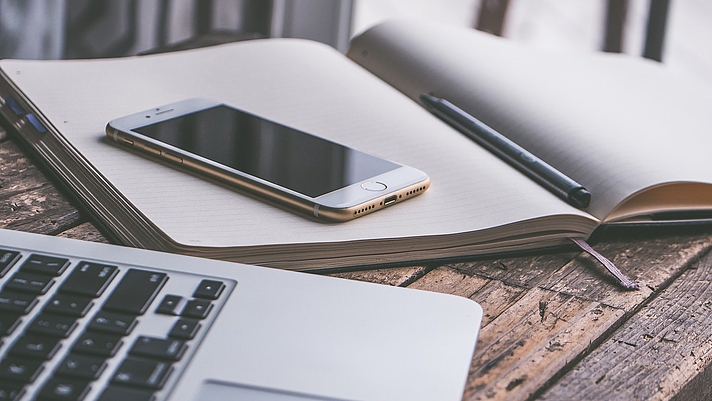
0, 229, 482, 401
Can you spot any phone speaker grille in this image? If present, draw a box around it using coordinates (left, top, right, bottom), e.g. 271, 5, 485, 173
354, 204, 376, 215
405, 186, 427, 197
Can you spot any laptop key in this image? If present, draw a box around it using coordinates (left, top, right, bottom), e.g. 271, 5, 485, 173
181, 299, 213, 320
0, 250, 21, 278
168, 319, 201, 340
44, 294, 94, 317
9, 334, 62, 360
193, 280, 225, 300
0, 236, 235, 401
20, 254, 69, 276
4, 271, 55, 295
0, 382, 24, 401
87, 311, 136, 336
0, 357, 44, 382
102, 269, 167, 315
28, 314, 78, 338
59, 262, 118, 298
55, 354, 107, 380
155, 295, 183, 316
129, 336, 187, 361
72, 332, 123, 357
37, 377, 91, 401
0, 291, 38, 314
0, 312, 22, 336
111, 357, 172, 389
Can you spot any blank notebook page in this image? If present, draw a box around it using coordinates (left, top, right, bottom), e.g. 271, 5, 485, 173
2, 39, 590, 248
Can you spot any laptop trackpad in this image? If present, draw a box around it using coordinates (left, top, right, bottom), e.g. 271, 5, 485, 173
195, 381, 348, 401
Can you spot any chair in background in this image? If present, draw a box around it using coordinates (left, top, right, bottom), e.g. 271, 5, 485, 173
474, 0, 672, 62
1, 0, 353, 60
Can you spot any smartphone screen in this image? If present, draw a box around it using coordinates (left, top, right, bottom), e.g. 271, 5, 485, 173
134, 105, 400, 198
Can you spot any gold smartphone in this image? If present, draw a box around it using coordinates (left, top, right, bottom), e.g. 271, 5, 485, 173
106, 98, 429, 222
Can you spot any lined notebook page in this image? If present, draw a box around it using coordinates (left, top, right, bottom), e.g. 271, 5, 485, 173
349, 20, 712, 221
2, 39, 591, 248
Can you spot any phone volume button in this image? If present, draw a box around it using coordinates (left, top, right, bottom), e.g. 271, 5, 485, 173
142, 145, 161, 155
163, 153, 183, 164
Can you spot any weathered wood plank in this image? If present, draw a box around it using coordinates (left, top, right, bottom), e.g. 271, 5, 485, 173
0, 185, 81, 235
405, 265, 625, 400
445, 251, 579, 289
538, 231, 712, 309
407, 266, 527, 327
328, 266, 427, 286
403, 229, 712, 401
0, 138, 84, 235
465, 288, 623, 400
469, 280, 529, 328
56, 221, 109, 243
410, 250, 581, 328
540, 248, 712, 401
0, 140, 49, 198
408, 266, 490, 298
404, 254, 604, 400
673, 358, 712, 401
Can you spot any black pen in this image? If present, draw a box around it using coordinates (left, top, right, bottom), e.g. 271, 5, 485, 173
420, 94, 591, 209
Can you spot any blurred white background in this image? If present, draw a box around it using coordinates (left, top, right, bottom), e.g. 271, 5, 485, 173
353, 0, 712, 85
1, 0, 710, 85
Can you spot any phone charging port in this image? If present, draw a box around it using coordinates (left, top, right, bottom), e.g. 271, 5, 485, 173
384, 195, 397, 206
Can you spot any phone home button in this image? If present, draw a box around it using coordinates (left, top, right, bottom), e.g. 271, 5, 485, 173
361, 181, 387, 191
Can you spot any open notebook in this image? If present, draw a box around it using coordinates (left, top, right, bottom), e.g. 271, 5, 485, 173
348, 21, 712, 225
1, 20, 711, 271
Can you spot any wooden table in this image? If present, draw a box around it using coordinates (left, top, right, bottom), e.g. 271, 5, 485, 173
2, 125, 712, 401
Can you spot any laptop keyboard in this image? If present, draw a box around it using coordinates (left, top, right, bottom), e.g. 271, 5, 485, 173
0, 247, 233, 401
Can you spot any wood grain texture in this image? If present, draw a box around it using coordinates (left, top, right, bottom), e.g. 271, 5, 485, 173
0, 138, 83, 235
538, 231, 712, 309
407, 264, 622, 401
445, 252, 580, 289
407, 266, 527, 327
56, 221, 109, 243
0, 140, 49, 197
406, 263, 612, 400
467, 289, 623, 400
541, 248, 712, 401
673, 353, 712, 401
329, 266, 427, 286
405, 229, 712, 401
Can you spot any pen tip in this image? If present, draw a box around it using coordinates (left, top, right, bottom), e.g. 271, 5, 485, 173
569, 188, 591, 209
419, 93, 436, 103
